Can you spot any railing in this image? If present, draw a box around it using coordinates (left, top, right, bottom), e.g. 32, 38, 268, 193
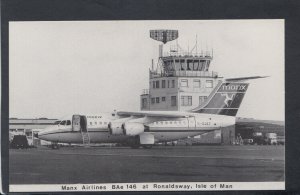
141, 89, 149, 95
150, 71, 218, 78
162, 51, 213, 58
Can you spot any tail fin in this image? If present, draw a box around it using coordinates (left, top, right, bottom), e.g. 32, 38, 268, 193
190, 76, 268, 116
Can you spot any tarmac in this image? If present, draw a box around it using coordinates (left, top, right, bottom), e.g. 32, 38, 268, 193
9, 145, 284, 184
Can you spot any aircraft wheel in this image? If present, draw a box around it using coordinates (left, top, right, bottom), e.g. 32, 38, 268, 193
51, 144, 60, 149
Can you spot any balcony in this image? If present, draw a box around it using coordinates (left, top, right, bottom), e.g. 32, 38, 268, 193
150, 71, 219, 79
141, 89, 149, 95
162, 51, 213, 58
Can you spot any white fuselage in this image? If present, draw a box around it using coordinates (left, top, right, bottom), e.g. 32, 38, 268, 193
38, 112, 235, 144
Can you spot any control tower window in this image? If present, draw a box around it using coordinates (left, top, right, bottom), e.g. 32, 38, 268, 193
142, 98, 148, 108
206, 80, 213, 88
180, 79, 188, 87
193, 60, 200, 70
200, 60, 206, 71
187, 60, 193, 70
180, 59, 186, 70
151, 98, 155, 104
171, 96, 177, 106
171, 80, 175, 88
162, 80, 166, 88
193, 80, 201, 88
156, 80, 160, 88
156, 97, 160, 103
168, 80, 170, 88
174, 60, 180, 71
153, 81, 156, 89
181, 96, 192, 106
162, 97, 166, 101
199, 96, 208, 105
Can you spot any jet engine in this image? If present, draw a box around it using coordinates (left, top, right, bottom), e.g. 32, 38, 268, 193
122, 122, 145, 136
108, 122, 124, 135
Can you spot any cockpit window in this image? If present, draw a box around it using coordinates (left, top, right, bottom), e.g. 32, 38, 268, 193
66, 120, 71, 125
60, 120, 66, 125
54, 120, 61, 125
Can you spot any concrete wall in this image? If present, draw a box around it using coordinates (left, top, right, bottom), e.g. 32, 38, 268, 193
142, 76, 222, 111
148, 77, 179, 111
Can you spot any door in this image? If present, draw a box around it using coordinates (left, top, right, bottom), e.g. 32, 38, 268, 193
187, 117, 196, 129
72, 115, 81, 131
80, 116, 87, 133
72, 115, 88, 132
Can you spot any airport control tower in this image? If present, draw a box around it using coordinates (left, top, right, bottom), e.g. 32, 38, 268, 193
140, 30, 223, 111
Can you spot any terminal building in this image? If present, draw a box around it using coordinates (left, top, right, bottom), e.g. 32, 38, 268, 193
9, 118, 57, 146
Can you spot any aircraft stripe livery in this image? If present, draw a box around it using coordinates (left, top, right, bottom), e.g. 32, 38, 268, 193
37, 77, 266, 149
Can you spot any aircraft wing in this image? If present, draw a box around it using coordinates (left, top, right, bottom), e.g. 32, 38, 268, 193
117, 111, 193, 118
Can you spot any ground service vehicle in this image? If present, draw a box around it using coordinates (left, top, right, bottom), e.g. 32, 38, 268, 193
252, 132, 264, 145
264, 133, 278, 145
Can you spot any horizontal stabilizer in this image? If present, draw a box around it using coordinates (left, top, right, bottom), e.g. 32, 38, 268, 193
225, 76, 269, 82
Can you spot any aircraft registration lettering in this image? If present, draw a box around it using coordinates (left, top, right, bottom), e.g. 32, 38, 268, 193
201, 122, 210, 125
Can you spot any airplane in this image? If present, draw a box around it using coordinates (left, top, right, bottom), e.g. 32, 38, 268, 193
37, 76, 267, 149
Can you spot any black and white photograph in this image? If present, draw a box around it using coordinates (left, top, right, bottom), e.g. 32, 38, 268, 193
8, 20, 284, 192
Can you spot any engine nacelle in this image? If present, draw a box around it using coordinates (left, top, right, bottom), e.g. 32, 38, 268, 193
108, 122, 123, 135
122, 122, 145, 136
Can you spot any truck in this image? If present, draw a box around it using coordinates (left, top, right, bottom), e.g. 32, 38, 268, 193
277, 135, 285, 145
264, 133, 278, 145
252, 132, 264, 145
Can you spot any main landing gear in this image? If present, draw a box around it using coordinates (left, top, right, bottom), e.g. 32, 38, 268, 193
130, 144, 153, 149
50, 142, 60, 149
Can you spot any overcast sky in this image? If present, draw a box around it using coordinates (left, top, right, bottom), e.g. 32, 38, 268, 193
9, 20, 284, 120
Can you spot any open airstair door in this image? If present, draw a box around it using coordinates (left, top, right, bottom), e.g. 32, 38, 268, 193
72, 115, 90, 145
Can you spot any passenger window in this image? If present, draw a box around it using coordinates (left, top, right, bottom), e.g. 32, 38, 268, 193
90, 122, 93, 125
100, 122, 102, 125
95, 122, 97, 125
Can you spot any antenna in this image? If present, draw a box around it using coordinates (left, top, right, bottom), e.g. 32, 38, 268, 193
196, 34, 198, 54
151, 59, 154, 71
150, 30, 179, 44
188, 40, 189, 55
150, 30, 179, 58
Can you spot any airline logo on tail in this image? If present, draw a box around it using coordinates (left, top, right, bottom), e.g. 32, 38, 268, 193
221, 93, 235, 107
